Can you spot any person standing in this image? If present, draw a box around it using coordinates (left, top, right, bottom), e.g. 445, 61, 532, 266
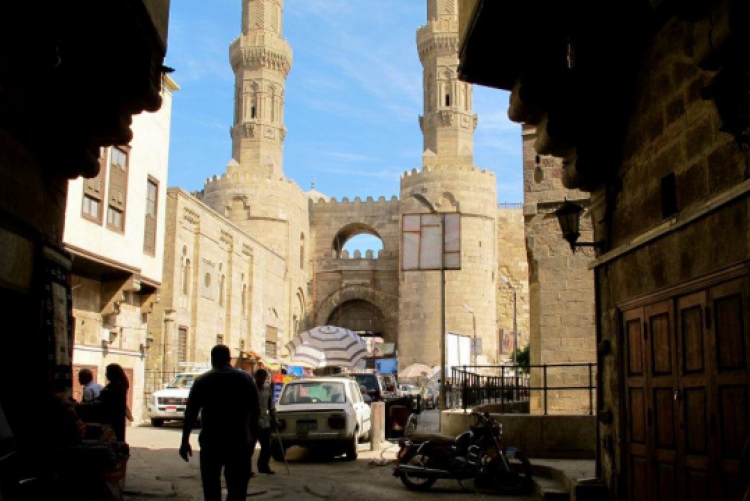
179, 345, 260, 501
98, 363, 130, 442
252, 368, 277, 475
78, 368, 103, 402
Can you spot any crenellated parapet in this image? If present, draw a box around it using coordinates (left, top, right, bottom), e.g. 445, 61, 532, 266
400, 164, 495, 188
203, 171, 305, 199
229, 33, 293, 76
311, 195, 400, 211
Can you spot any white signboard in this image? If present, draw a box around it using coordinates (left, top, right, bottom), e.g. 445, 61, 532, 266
446, 332, 472, 373
402, 213, 461, 271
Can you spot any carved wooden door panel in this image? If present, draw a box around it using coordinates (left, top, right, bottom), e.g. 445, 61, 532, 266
676, 291, 711, 501
624, 307, 649, 501
645, 301, 678, 501
708, 278, 749, 500
123, 367, 134, 427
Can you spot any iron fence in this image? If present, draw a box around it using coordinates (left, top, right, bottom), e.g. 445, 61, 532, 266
448, 363, 597, 415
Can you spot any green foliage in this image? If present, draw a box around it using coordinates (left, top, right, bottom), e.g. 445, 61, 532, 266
512, 345, 530, 374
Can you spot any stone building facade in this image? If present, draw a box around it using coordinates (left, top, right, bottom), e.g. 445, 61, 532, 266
154, 0, 594, 400
65, 76, 178, 422
459, 0, 750, 498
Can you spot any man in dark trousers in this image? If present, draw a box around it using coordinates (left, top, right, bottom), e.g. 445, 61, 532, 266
251, 368, 277, 475
179, 345, 260, 501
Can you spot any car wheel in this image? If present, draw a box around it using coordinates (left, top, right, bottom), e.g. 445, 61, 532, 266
150, 418, 164, 427
271, 440, 286, 462
344, 432, 358, 461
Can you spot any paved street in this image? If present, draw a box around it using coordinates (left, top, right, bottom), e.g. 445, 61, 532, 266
124, 409, 538, 501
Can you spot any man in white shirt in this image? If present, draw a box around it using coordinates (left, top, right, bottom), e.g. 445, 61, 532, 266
78, 368, 103, 402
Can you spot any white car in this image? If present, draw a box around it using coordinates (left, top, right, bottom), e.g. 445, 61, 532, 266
273, 377, 372, 461
147, 370, 207, 427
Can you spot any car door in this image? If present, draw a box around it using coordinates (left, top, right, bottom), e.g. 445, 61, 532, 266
350, 381, 371, 436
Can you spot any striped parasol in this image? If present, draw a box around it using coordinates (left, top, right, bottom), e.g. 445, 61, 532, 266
285, 325, 369, 368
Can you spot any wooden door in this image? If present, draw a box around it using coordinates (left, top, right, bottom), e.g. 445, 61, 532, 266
646, 301, 678, 501
123, 367, 134, 426
676, 291, 711, 501
708, 279, 749, 500
624, 307, 650, 501
624, 276, 750, 501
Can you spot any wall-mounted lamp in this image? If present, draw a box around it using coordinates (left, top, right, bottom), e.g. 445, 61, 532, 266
139, 336, 154, 356
113, 301, 121, 315
554, 201, 605, 253
108, 328, 119, 344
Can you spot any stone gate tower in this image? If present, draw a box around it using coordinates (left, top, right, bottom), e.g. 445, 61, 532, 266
201, 0, 311, 351
398, 0, 500, 369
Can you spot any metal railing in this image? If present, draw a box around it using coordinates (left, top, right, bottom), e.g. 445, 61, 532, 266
498, 202, 524, 210
448, 363, 597, 415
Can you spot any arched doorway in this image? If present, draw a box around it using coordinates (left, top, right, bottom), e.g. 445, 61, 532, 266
326, 299, 385, 337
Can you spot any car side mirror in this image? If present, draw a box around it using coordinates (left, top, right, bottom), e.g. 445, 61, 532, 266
363, 394, 372, 403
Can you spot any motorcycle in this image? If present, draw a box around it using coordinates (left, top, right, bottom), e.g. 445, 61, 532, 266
392, 411, 532, 494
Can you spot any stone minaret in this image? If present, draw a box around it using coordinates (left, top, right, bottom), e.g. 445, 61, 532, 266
399, 0, 498, 371
418, 0, 477, 167
229, 0, 292, 178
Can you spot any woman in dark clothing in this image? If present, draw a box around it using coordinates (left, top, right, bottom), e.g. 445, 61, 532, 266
98, 363, 129, 442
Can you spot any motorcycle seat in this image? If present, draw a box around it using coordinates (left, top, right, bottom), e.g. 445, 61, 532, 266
408, 432, 455, 444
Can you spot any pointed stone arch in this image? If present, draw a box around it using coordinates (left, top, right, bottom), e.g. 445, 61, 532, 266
315, 284, 398, 345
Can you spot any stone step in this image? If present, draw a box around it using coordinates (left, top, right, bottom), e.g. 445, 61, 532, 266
532, 474, 569, 501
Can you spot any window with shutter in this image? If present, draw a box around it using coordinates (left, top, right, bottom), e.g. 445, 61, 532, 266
106, 146, 129, 232
82, 148, 108, 223
144, 177, 158, 255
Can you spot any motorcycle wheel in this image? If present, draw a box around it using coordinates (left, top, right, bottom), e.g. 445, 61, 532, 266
493, 454, 533, 494
398, 454, 437, 491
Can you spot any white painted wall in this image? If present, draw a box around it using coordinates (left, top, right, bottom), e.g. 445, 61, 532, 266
63, 77, 178, 285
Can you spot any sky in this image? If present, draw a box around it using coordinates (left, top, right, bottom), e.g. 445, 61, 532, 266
164, 0, 523, 219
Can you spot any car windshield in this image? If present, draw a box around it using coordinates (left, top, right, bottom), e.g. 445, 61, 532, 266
167, 373, 198, 389
279, 382, 347, 405
352, 375, 378, 392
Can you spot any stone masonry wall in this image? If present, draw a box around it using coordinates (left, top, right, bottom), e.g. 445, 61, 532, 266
156, 189, 287, 369
522, 126, 596, 415
399, 165, 499, 370
310, 196, 401, 342
595, 16, 750, 494
496, 207, 530, 360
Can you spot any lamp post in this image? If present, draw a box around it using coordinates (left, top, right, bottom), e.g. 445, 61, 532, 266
411, 193, 447, 412
462, 304, 476, 366
500, 275, 518, 368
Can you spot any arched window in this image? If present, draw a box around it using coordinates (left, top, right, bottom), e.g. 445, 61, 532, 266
300, 233, 305, 269
242, 284, 247, 316
219, 274, 226, 306
182, 259, 191, 295
445, 93, 451, 107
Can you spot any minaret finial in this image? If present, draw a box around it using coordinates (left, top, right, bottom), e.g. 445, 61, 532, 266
311, 175, 315, 191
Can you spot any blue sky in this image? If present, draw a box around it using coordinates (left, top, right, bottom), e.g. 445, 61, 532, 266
164, 0, 523, 211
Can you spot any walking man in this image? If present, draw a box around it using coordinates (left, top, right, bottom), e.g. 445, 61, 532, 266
179, 345, 260, 501
252, 368, 277, 475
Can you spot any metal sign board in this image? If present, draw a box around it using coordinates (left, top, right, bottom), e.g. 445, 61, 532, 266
402, 213, 461, 271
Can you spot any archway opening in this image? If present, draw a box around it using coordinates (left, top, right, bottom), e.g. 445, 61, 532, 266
332, 223, 384, 258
